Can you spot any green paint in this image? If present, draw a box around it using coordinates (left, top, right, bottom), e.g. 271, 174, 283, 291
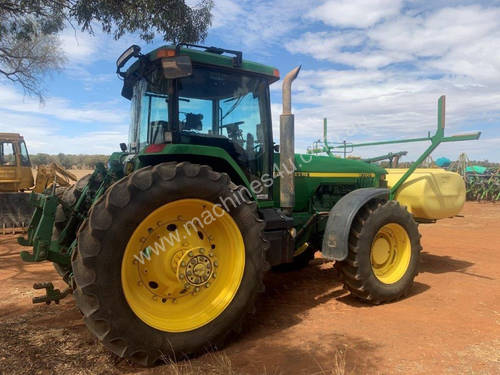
18, 164, 114, 270
139, 144, 253, 194
275, 153, 385, 212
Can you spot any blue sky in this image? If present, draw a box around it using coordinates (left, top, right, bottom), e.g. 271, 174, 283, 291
0, 0, 499, 161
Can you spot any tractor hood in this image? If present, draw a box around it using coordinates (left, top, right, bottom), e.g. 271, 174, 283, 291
294, 153, 386, 176
284, 153, 387, 212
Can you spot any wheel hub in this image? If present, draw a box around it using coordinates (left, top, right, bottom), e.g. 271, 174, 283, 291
177, 248, 217, 288
370, 223, 411, 284
371, 237, 392, 267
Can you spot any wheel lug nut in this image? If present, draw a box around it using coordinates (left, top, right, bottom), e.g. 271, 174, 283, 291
181, 261, 186, 267
212, 273, 217, 279
205, 282, 210, 288
214, 261, 218, 267
195, 287, 200, 292
199, 248, 204, 253
209, 253, 214, 257
188, 251, 194, 257
179, 274, 184, 279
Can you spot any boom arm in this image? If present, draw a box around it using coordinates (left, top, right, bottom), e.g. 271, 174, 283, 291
387, 96, 481, 199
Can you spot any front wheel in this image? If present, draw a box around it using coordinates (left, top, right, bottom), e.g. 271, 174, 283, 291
71, 162, 268, 366
336, 200, 422, 304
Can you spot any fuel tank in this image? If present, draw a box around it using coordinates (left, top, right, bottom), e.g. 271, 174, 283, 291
386, 168, 465, 220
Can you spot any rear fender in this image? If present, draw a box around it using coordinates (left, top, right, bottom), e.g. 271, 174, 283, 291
321, 188, 389, 260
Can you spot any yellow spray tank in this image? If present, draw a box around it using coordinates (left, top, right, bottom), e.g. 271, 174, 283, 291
386, 168, 465, 220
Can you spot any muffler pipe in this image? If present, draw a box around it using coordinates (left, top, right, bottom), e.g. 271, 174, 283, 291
280, 65, 301, 215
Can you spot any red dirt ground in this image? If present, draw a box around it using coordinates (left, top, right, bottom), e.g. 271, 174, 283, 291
0, 202, 499, 374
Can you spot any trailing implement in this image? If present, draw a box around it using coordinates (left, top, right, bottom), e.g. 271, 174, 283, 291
463, 165, 500, 202
18, 44, 481, 365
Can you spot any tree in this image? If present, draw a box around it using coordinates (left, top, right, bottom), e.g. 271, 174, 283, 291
0, 1, 67, 98
0, 0, 213, 98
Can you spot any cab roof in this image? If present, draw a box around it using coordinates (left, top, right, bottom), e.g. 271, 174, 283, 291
125, 45, 280, 83
0, 133, 24, 141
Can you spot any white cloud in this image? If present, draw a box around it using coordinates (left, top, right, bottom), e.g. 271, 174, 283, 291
211, 0, 310, 49
58, 24, 144, 65
283, 67, 495, 145
59, 29, 98, 63
273, 3, 500, 160
211, 0, 245, 29
307, 0, 403, 28
0, 84, 129, 154
0, 85, 127, 124
0, 109, 128, 154
3, 0, 497, 160
286, 5, 500, 76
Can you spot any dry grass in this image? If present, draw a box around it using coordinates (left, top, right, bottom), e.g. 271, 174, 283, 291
150, 352, 238, 375
311, 346, 348, 375
147, 348, 350, 375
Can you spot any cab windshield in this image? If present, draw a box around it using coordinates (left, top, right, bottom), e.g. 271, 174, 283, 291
129, 65, 272, 186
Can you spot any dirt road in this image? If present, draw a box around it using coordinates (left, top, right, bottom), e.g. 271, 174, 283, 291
0, 202, 499, 374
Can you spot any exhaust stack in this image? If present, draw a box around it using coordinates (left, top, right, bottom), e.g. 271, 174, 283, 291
280, 65, 301, 215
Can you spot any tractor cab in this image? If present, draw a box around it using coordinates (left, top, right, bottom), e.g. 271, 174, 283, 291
118, 45, 279, 187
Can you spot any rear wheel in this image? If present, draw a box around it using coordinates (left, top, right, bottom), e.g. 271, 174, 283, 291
72, 162, 268, 365
336, 200, 421, 304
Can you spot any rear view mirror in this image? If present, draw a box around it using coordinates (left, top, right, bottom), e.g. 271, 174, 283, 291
161, 56, 192, 79
116, 45, 141, 74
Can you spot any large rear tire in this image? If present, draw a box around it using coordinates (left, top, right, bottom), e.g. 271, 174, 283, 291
336, 200, 422, 304
71, 162, 268, 366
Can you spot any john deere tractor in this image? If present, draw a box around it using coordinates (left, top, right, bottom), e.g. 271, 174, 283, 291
18, 44, 480, 365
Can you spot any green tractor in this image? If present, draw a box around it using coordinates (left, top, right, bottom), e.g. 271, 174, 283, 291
18, 44, 480, 365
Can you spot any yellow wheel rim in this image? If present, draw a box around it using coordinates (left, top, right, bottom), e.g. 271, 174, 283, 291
121, 199, 245, 332
370, 223, 411, 284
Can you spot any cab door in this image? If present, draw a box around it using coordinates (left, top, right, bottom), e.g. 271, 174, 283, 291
16, 141, 34, 190
0, 141, 19, 191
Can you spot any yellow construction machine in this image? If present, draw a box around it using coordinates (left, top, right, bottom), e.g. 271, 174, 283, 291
0, 133, 77, 230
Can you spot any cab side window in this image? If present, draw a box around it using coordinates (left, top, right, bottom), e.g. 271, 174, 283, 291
0, 142, 16, 166
19, 141, 31, 167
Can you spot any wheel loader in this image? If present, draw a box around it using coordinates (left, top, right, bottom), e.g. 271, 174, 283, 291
17, 44, 480, 366
0, 133, 77, 230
